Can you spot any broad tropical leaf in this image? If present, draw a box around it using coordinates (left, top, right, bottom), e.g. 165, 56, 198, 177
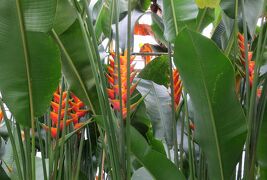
174, 28, 247, 179
136, 79, 173, 147
138, 56, 170, 87
162, 0, 198, 42
23, 0, 57, 32
53, 0, 77, 34
131, 126, 185, 180
59, 21, 100, 114
0, 1, 61, 126
195, 0, 220, 8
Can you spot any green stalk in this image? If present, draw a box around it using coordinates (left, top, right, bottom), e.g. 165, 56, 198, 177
24, 128, 32, 180
114, 0, 126, 175
74, 130, 85, 180
16, 124, 26, 180
58, 90, 70, 180
196, 8, 207, 32
168, 43, 179, 167
36, 119, 48, 180
179, 106, 185, 171
183, 91, 195, 180
247, 17, 267, 178
52, 78, 65, 179
76, 1, 121, 178
0, 99, 24, 180
15, 0, 36, 178
125, 0, 132, 179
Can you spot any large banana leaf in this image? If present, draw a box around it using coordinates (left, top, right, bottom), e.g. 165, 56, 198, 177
162, 0, 198, 42
173, 28, 247, 180
0, 1, 61, 126
23, 0, 57, 32
59, 21, 100, 114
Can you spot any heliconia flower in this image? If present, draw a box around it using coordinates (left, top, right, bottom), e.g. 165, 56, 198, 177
42, 124, 58, 138
173, 69, 182, 110
75, 110, 88, 117
74, 122, 84, 130
139, 43, 153, 65
59, 119, 73, 130
122, 101, 139, 119
70, 113, 79, 124
69, 101, 85, 112
0, 110, 3, 122
106, 51, 141, 119
238, 33, 255, 86
53, 91, 67, 103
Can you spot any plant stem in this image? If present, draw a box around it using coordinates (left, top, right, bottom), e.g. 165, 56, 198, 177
0, 99, 24, 180
74, 130, 85, 180
126, 0, 132, 179
183, 91, 195, 180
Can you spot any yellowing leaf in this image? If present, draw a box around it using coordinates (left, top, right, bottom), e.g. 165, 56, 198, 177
195, 0, 220, 8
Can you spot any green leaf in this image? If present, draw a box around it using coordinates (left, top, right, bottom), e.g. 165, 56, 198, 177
137, 0, 151, 12
95, 0, 112, 40
131, 126, 185, 180
257, 101, 267, 179
59, 20, 100, 114
53, 0, 77, 35
196, 8, 215, 32
151, 13, 168, 46
173, 28, 247, 180
23, 0, 57, 32
136, 79, 173, 147
162, 0, 198, 42
0, 1, 61, 126
138, 56, 170, 87
131, 167, 153, 180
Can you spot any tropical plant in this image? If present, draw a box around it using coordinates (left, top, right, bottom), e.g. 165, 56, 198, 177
0, 0, 267, 179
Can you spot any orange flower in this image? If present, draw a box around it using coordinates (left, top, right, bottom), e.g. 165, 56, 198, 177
139, 43, 153, 64
0, 110, 3, 123
238, 33, 255, 86
42, 124, 58, 138
107, 51, 140, 119
173, 69, 182, 110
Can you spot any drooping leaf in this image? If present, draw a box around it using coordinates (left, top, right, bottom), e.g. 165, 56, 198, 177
136, 0, 151, 12
136, 78, 173, 147
174, 28, 247, 179
162, 0, 198, 42
59, 20, 100, 114
53, 0, 77, 35
130, 126, 185, 180
0, 1, 61, 126
138, 56, 170, 87
23, 0, 57, 32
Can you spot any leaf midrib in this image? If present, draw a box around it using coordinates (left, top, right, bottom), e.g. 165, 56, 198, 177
187, 31, 224, 180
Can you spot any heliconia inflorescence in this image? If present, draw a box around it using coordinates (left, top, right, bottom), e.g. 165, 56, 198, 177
42, 88, 88, 138
173, 69, 182, 110
106, 51, 139, 119
238, 33, 255, 86
0, 110, 3, 123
